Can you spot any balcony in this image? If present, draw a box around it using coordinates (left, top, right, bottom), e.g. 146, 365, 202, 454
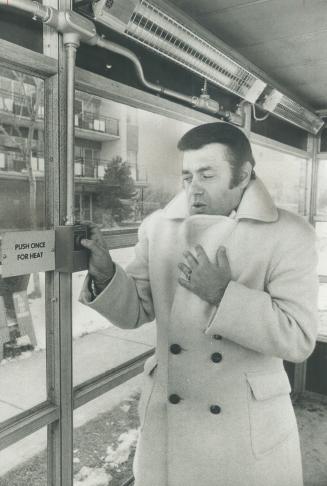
74, 157, 109, 179
74, 111, 120, 142
0, 152, 44, 175
74, 158, 148, 186
0, 90, 119, 142
0, 88, 44, 117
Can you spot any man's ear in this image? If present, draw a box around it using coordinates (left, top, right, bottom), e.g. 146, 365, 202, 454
238, 161, 252, 188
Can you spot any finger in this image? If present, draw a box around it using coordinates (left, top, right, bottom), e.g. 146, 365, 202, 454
216, 246, 229, 269
178, 277, 193, 290
195, 244, 209, 263
87, 226, 107, 248
80, 239, 104, 256
183, 250, 198, 269
178, 262, 192, 278
80, 238, 93, 249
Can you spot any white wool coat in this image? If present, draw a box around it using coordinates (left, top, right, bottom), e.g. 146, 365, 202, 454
80, 178, 319, 486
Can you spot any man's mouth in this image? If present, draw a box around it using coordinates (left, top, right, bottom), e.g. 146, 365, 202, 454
191, 202, 207, 212
192, 201, 206, 208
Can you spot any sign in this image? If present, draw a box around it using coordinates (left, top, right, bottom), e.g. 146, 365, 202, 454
1, 230, 55, 277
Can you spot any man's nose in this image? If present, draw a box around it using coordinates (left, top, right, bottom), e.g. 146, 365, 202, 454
190, 178, 204, 194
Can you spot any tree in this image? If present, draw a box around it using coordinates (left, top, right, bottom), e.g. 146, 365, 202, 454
140, 186, 176, 218
97, 156, 137, 226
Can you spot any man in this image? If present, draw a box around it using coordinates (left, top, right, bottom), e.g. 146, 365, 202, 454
80, 122, 318, 486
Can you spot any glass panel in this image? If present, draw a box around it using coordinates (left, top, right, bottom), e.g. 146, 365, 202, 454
316, 223, 327, 276
316, 159, 327, 218
73, 96, 194, 384
252, 144, 309, 215
0, 66, 46, 423
74, 92, 194, 227
0, 427, 47, 482
318, 284, 327, 338
0, 273, 47, 422
73, 248, 156, 386
73, 380, 140, 485
0, 66, 45, 230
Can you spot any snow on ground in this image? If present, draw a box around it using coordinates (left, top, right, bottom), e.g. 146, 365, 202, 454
105, 428, 139, 468
74, 466, 112, 486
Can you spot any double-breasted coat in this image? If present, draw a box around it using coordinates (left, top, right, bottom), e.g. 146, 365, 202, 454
80, 178, 319, 486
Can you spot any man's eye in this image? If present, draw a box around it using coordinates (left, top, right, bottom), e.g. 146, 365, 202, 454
183, 176, 192, 183
202, 173, 215, 179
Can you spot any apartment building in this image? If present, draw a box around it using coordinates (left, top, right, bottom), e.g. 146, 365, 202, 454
0, 68, 147, 229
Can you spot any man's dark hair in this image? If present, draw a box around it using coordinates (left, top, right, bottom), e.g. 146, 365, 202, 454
177, 122, 256, 188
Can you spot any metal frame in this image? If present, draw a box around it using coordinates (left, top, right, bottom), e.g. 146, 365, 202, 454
0, 32, 322, 485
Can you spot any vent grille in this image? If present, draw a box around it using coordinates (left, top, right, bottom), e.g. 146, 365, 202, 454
125, 0, 266, 102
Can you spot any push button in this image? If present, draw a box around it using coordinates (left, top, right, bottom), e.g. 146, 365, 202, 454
170, 344, 182, 354
213, 334, 222, 340
211, 352, 222, 363
169, 394, 181, 404
210, 405, 221, 414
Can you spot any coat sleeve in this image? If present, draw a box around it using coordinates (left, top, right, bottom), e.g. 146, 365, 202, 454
79, 218, 155, 329
204, 223, 319, 362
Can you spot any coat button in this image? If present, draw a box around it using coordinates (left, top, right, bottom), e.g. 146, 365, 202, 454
213, 334, 222, 340
210, 405, 221, 414
211, 352, 222, 363
169, 394, 181, 404
170, 344, 182, 354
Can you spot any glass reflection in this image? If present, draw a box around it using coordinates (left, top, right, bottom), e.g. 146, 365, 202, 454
317, 159, 327, 218
0, 66, 46, 423
74, 91, 193, 225
252, 144, 309, 215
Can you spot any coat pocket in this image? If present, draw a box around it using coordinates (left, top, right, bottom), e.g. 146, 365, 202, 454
138, 355, 158, 430
246, 370, 297, 458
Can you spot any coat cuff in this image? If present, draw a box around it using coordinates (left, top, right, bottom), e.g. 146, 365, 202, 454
79, 263, 140, 328
80, 265, 119, 305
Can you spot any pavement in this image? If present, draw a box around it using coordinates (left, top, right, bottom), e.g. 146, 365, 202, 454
0, 323, 156, 475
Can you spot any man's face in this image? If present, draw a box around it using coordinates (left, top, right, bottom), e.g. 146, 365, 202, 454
182, 143, 244, 216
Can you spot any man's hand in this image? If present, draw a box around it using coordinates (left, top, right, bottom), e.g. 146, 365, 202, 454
178, 245, 231, 305
80, 222, 115, 290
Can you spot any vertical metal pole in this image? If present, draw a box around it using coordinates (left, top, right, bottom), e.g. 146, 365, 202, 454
43, 5, 63, 484
308, 133, 319, 226
293, 133, 319, 394
56, 33, 80, 486
65, 34, 79, 225
45, 72, 62, 486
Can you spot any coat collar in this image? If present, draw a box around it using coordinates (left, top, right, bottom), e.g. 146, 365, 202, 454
163, 177, 279, 223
